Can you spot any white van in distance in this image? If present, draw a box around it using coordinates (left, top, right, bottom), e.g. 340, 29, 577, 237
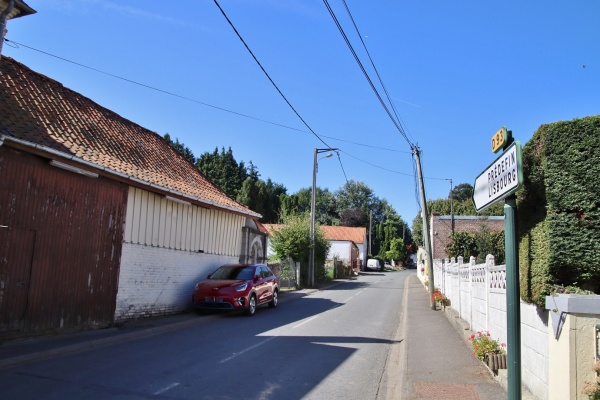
367, 259, 381, 271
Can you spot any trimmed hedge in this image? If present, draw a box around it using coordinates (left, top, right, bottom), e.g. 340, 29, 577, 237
517, 116, 600, 306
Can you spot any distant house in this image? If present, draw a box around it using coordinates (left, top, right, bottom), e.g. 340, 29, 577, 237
0, 56, 265, 339
320, 226, 367, 270
261, 224, 367, 269
429, 214, 504, 260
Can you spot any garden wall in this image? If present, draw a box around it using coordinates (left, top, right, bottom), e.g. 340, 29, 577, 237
425, 255, 549, 399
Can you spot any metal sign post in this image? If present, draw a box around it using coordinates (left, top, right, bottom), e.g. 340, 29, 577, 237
473, 129, 523, 399
504, 194, 521, 400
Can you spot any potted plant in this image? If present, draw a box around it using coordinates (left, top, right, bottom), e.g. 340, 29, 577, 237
469, 331, 507, 371
431, 290, 447, 309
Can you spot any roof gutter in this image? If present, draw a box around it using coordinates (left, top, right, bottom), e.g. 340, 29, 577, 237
0, 134, 262, 219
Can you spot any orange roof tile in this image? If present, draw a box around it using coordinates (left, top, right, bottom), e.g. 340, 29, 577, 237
0, 56, 259, 218
261, 223, 366, 244
320, 226, 366, 244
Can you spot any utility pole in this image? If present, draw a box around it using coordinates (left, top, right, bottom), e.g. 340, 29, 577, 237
309, 148, 336, 287
450, 178, 454, 234
413, 146, 436, 309
369, 210, 372, 256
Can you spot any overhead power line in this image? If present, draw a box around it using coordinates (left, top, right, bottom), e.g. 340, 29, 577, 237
5, 36, 449, 183
340, 0, 415, 146
3, 38, 421, 179
322, 0, 414, 148
212, 0, 331, 150
3, 38, 310, 133
212, 0, 348, 183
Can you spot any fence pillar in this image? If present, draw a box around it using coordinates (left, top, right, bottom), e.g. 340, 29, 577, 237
485, 254, 495, 332
457, 256, 463, 319
469, 256, 476, 330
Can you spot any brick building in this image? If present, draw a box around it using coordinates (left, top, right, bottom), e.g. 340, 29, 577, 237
430, 214, 504, 260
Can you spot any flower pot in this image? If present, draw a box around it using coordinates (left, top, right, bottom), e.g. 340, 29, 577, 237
486, 353, 507, 371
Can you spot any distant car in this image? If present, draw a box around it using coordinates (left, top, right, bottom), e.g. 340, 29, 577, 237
367, 259, 381, 271
404, 259, 417, 269
192, 264, 278, 316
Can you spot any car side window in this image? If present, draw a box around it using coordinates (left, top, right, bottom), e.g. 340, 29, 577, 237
261, 267, 273, 279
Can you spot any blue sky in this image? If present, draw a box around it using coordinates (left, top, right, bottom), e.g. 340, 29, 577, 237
3, 1, 599, 222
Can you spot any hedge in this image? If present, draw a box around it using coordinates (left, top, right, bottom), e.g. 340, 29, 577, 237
517, 115, 600, 306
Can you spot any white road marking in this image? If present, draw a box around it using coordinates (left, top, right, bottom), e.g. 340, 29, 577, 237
154, 382, 180, 395
344, 288, 366, 303
219, 336, 277, 364
292, 315, 320, 329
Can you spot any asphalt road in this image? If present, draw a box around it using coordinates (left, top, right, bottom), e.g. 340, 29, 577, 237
0, 270, 409, 400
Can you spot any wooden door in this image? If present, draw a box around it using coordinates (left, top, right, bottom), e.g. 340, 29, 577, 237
0, 227, 36, 334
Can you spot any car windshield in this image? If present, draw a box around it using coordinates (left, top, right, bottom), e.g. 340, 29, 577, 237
209, 266, 254, 280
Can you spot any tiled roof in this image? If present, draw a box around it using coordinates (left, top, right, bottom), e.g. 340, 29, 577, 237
258, 223, 282, 236
261, 223, 366, 244
0, 56, 259, 218
320, 226, 366, 244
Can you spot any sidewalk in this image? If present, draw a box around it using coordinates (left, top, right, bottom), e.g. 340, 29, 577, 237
398, 274, 508, 399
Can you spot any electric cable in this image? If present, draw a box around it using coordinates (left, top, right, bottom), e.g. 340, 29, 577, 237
322, 0, 413, 148
2, 38, 309, 134
3, 38, 422, 180
213, 0, 330, 150
340, 0, 415, 145
213, 0, 350, 184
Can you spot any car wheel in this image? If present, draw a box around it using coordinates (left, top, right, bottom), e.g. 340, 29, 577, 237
245, 294, 257, 316
269, 289, 278, 308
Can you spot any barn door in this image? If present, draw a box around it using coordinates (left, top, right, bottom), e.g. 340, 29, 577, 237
0, 227, 36, 334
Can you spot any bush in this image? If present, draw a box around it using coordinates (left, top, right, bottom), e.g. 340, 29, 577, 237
518, 116, 600, 306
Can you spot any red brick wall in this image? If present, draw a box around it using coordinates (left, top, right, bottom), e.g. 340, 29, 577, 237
430, 215, 504, 260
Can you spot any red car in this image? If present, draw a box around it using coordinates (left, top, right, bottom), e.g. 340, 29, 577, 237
192, 264, 279, 316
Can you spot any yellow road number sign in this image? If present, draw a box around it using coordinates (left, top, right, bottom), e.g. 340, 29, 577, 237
491, 127, 508, 153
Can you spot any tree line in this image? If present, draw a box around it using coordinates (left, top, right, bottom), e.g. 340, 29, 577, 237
165, 134, 505, 266
163, 134, 413, 262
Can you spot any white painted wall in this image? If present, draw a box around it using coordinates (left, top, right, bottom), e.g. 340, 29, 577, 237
124, 187, 244, 256
116, 186, 249, 321
328, 240, 351, 263
521, 302, 549, 399
115, 243, 237, 321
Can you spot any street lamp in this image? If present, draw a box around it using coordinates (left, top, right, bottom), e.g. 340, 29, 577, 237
309, 148, 337, 287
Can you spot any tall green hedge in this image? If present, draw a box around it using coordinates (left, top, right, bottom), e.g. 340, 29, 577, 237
517, 116, 600, 306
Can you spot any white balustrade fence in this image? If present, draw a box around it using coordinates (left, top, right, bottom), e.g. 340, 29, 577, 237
430, 255, 549, 399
